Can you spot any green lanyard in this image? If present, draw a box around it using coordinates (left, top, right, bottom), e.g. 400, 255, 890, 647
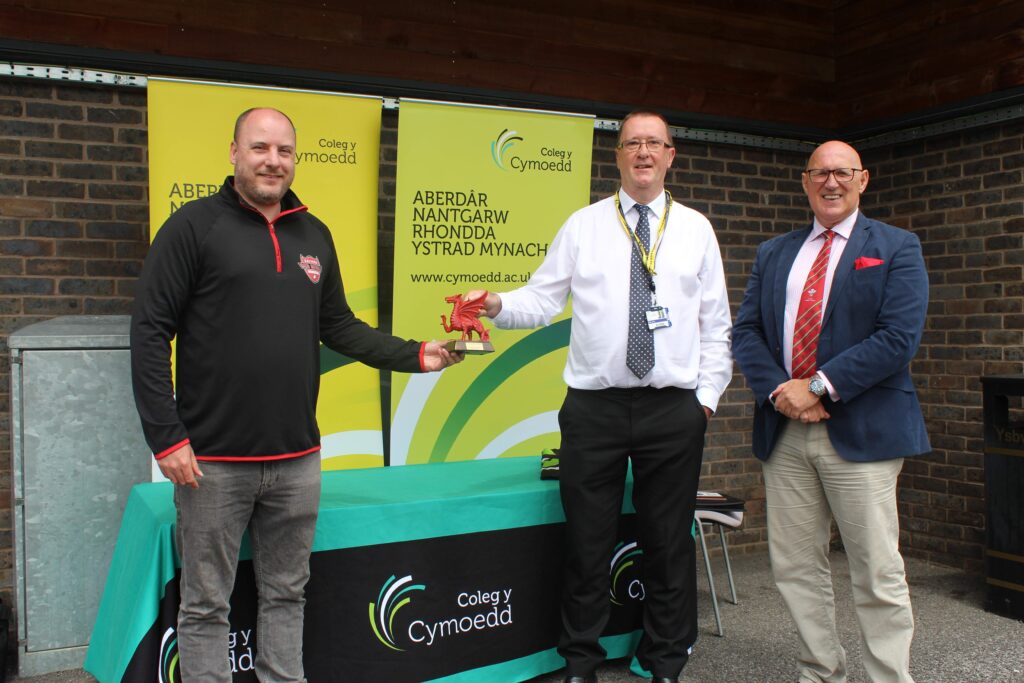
614, 190, 671, 277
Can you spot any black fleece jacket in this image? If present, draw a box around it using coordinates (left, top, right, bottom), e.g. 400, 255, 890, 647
131, 178, 424, 461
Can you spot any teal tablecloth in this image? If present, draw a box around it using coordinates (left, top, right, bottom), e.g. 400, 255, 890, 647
85, 457, 641, 683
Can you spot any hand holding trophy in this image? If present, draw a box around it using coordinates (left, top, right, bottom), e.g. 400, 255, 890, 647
440, 292, 495, 354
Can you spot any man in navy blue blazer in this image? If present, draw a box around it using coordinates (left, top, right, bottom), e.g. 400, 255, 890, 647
733, 140, 928, 683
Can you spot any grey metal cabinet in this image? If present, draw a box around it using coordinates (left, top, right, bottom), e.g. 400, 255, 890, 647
9, 315, 151, 676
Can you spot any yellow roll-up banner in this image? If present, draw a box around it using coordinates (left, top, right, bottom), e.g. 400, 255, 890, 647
390, 100, 594, 465
147, 78, 385, 471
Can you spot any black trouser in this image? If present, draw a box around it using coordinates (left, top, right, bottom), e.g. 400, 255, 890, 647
556, 386, 706, 679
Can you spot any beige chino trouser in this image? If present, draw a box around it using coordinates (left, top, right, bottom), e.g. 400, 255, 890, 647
762, 421, 915, 683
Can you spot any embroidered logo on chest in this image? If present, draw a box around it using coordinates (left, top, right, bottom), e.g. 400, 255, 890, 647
297, 254, 322, 284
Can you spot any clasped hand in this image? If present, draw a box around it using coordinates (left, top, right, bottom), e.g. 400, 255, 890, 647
771, 378, 830, 423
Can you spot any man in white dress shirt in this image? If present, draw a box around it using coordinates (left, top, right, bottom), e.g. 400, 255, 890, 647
469, 111, 732, 683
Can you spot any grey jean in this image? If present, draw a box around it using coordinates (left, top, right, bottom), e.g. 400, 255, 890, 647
173, 453, 322, 682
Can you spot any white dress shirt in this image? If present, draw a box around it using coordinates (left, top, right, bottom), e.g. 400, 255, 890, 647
783, 209, 858, 399
494, 188, 733, 411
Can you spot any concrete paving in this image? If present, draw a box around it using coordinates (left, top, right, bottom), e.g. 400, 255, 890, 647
529, 551, 1024, 683
7, 551, 1023, 683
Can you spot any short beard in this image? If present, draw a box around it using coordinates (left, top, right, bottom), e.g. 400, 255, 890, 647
236, 176, 288, 208
249, 185, 286, 205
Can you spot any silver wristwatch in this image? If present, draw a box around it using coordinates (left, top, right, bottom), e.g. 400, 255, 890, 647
808, 374, 827, 397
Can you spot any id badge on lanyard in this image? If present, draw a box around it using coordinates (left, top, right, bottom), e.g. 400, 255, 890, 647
616, 192, 674, 331
646, 305, 671, 330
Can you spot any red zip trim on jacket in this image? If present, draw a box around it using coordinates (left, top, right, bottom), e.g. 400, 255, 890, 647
267, 223, 282, 271
267, 206, 308, 272
238, 201, 309, 273
154, 438, 191, 460
196, 445, 321, 462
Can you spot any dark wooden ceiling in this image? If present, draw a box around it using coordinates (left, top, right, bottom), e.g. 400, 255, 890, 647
0, 0, 1022, 135
837, 0, 1024, 127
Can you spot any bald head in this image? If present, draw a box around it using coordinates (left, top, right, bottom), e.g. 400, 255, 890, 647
801, 140, 869, 228
807, 140, 862, 170
234, 107, 296, 142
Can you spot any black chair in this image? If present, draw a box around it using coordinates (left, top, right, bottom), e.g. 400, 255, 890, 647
694, 493, 745, 636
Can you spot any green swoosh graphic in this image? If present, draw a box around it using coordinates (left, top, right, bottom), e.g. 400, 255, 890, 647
428, 319, 570, 463
612, 560, 635, 596
319, 286, 377, 374
368, 603, 401, 651
162, 636, 178, 678
168, 654, 179, 683
611, 559, 635, 605
388, 596, 412, 643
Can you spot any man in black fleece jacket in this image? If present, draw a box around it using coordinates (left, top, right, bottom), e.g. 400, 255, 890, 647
130, 107, 461, 683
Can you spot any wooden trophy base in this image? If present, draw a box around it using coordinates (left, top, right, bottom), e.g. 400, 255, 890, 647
445, 339, 495, 355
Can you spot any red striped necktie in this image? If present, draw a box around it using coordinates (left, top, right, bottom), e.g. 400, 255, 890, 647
791, 229, 835, 379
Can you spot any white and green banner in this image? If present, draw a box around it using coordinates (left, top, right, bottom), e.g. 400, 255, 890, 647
390, 100, 593, 465
148, 78, 385, 471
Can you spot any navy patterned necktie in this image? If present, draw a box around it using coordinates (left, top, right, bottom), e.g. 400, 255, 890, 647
627, 204, 655, 379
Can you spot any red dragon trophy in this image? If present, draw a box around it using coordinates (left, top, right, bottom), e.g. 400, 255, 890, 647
440, 292, 495, 354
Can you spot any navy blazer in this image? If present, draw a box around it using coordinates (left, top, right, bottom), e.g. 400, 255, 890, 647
732, 212, 930, 462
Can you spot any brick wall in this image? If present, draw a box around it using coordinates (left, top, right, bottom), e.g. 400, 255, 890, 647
0, 79, 149, 622
860, 120, 1024, 574
1, 77, 1020, 645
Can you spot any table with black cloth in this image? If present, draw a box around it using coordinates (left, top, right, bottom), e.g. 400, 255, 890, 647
84, 457, 645, 683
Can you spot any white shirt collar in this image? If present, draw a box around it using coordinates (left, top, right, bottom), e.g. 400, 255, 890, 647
618, 187, 667, 221
811, 209, 858, 242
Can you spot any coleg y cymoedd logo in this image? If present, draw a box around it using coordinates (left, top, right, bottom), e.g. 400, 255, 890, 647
369, 574, 426, 651
490, 127, 574, 174
609, 541, 645, 605
158, 627, 181, 683
491, 129, 523, 170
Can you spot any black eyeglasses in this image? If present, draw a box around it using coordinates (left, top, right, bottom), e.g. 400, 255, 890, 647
616, 139, 672, 153
804, 168, 864, 183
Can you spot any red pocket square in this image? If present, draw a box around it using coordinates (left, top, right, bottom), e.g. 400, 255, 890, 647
855, 256, 884, 270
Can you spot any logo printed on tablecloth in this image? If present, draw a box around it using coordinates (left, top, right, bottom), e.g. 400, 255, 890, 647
609, 540, 646, 605
370, 574, 427, 651
369, 573, 515, 651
